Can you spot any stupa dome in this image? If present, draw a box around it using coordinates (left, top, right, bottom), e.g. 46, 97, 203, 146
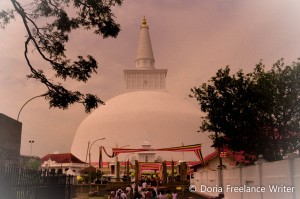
71, 17, 213, 163
71, 91, 213, 162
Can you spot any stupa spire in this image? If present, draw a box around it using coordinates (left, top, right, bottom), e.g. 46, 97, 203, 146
142, 16, 147, 27
135, 16, 155, 69
123, 17, 167, 90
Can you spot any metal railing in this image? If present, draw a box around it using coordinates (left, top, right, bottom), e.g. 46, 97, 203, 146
0, 150, 75, 199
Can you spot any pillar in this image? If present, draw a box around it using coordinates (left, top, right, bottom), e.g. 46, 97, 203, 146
127, 160, 130, 182
162, 161, 167, 185
180, 162, 187, 182
288, 153, 297, 199
135, 160, 139, 184
116, 161, 120, 182
255, 154, 266, 199
171, 160, 175, 183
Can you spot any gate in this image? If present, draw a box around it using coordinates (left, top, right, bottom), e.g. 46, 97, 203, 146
0, 151, 74, 199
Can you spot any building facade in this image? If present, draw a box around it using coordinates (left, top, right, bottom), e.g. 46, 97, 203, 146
0, 113, 22, 165
41, 153, 87, 176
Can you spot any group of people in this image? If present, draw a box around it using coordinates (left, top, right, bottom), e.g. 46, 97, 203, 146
108, 180, 178, 199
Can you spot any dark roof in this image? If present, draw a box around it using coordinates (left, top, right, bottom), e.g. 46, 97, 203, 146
191, 150, 218, 169
203, 150, 219, 163
41, 153, 86, 164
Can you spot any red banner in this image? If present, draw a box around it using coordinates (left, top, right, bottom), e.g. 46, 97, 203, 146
101, 144, 204, 162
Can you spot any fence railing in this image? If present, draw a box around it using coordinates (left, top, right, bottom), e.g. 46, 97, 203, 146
0, 152, 75, 199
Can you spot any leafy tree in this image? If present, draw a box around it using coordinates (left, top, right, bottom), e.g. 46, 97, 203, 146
81, 170, 103, 183
25, 158, 41, 170
190, 59, 300, 161
0, 0, 123, 112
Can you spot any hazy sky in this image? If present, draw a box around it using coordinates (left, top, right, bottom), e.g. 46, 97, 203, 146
1, 0, 300, 158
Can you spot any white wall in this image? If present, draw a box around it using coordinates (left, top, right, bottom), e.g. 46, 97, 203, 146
294, 158, 300, 198
191, 155, 300, 199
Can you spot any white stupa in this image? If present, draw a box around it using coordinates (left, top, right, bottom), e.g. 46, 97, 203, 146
137, 139, 156, 163
71, 17, 213, 162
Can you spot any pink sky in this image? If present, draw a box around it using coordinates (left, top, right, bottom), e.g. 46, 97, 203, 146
1, 0, 300, 158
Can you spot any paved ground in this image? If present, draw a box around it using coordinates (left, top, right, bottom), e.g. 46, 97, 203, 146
184, 191, 216, 199
73, 191, 216, 199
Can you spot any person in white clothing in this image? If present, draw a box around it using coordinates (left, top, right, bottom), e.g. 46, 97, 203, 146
138, 184, 142, 192
131, 183, 136, 194
120, 191, 127, 199
142, 181, 147, 189
153, 186, 158, 196
172, 191, 177, 199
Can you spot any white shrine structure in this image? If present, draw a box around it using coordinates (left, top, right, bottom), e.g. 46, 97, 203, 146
71, 17, 213, 164
124, 17, 167, 90
137, 139, 156, 163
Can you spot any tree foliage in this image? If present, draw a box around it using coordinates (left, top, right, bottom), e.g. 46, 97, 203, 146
190, 59, 300, 161
80, 170, 103, 184
0, 0, 123, 112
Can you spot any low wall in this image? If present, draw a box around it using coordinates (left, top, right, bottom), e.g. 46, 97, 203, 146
191, 155, 300, 199
73, 184, 107, 196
